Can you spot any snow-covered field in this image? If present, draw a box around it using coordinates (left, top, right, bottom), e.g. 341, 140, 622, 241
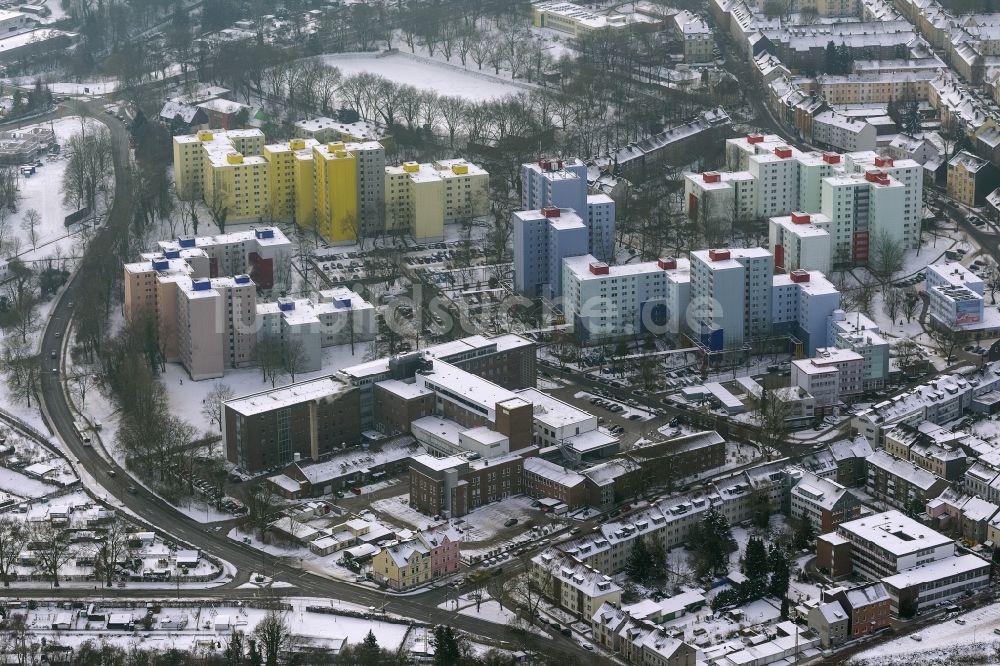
160, 341, 370, 434
320, 52, 531, 101
10, 116, 103, 265
850, 600, 1000, 664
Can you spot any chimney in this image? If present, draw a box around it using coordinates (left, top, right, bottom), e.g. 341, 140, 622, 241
774, 146, 792, 158
822, 152, 841, 164
702, 171, 721, 183
589, 262, 610, 275
791, 212, 810, 224
790, 269, 810, 283
542, 207, 561, 218
864, 170, 889, 185
658, 257, 677, 270
708, 249, 731, 261
875, 156, 894, 167
747, 134, 764, 144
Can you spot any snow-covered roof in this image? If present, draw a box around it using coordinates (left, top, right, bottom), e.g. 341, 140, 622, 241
842, 582, 890, 608
226, 377, 349, 416
516, 388, 595, 429
882, 554, 989, 589
416, 359, 520, 414
523, 457, 586, 488
836, 510, 952, 556
867, 449, 946, 491
790, 470, 854, 511
817, 600, 847, 624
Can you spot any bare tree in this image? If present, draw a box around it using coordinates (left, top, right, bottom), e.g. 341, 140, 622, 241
208, 183, 230, 234
30, 522, 74, 588
884, 287, 903, 325
253, 608, 292, 666
256, 335, 283, 388
61, 126, 113, 213
0, 516, 26, 587
202, 382, 235, 432
753, 386, 792, 456
903, 287, 920, 323
486, 573, 513, 612
930, 326, 960, 363
894, 337, 922, 375
869, 229, 904, 281
243, 483, 280, 538
281, 338, 308, 384
513, 573, 546, 620
71, 372, 94, 409
93, 516, 133, 587
2, 341, 40, 408
20, 209, 40, 249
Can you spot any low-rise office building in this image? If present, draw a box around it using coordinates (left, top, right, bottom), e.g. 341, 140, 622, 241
224, 377, 360, 473
817, 510, 955, 580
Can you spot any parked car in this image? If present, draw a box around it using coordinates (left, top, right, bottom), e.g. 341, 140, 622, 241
503, 518, 518, 528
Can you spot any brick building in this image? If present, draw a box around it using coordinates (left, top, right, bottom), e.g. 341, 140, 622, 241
224, 377, 360, 473
409, 452, 526, 518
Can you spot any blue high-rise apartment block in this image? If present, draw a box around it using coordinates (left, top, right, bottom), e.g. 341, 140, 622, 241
513, 207, 588, 300
520, 158, 615, 261
515, 159, 617, 297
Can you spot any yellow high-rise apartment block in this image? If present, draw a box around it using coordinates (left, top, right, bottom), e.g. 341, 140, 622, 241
262, 138, 384, 244
384, 159, 490, 242
262, 138, 315, 221
174, 129, 489, 244
312, 142, 360, 243
173, 129, 268, 223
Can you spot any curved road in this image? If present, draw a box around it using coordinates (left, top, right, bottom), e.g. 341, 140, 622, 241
32, 101, 594, 660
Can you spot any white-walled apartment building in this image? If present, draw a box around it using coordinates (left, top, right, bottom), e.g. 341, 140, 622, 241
176, 276, 257, 381
256, 287, 377, 374
772, 270, 842, 356
683, 170, 757, 235
828, 310, 890, 389
827, 510, 955, 579
844, 153, 922, 250
695, 137, 921, 267
769, 212, 833, 275
562, 255, 690, 344
791, 347, 864, 409
158, 227, 292, 292
926, 262, 986, 328
821, 170, 905, 266
811, 111, 877, 153
689, 248, 773, 350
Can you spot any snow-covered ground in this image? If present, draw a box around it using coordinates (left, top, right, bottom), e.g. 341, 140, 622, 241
160, 341, 370, 434
320, 52, 531, 101
0, 465, 60, 498
850, 600, 1000, 664
10, 116, 104, 265
46, 80, 119, 95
